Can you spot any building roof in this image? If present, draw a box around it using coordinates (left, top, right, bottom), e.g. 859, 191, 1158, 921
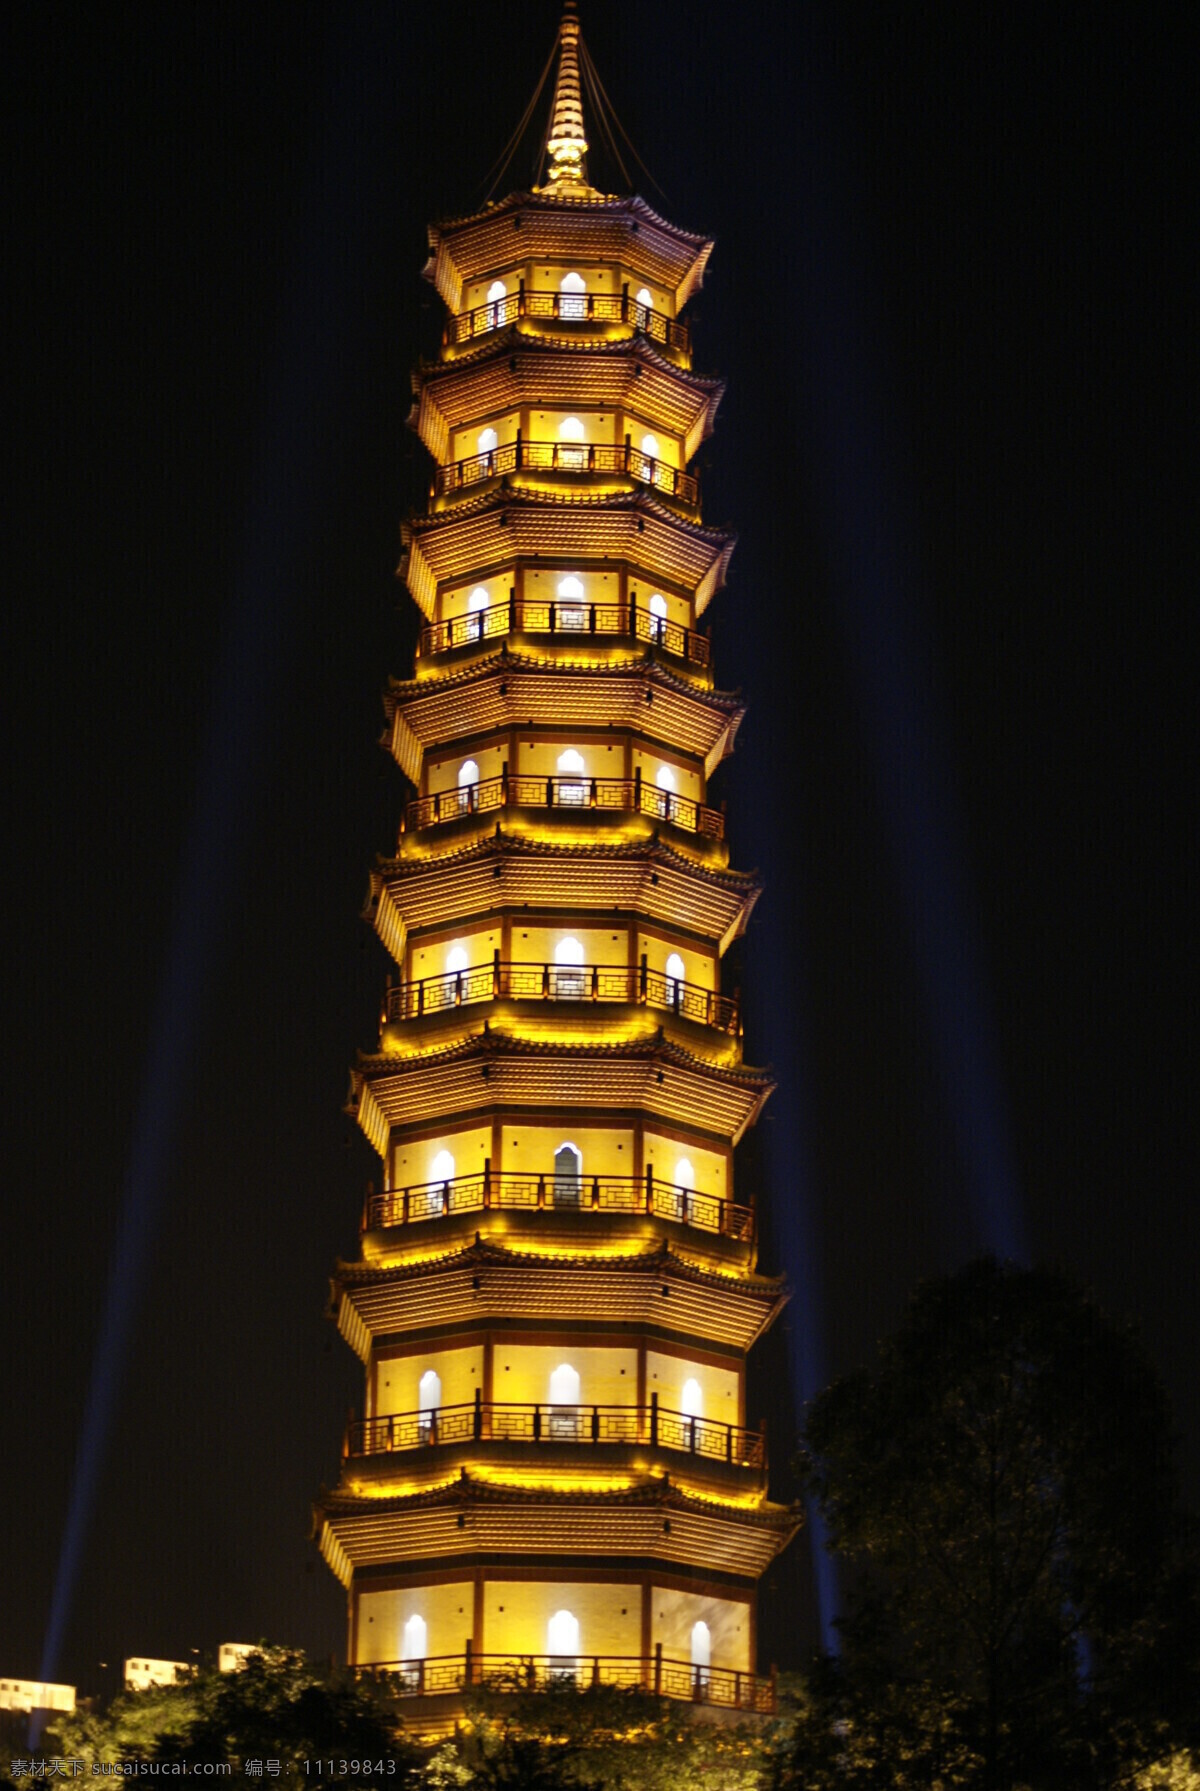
316, 1466, 800, 1586
400, 488, 736, 620
382, 650, 744, 781
369, 831, 761, 963
351, 1028, 775, 1155
411, 334, 725, 465
424, 191, 714, 317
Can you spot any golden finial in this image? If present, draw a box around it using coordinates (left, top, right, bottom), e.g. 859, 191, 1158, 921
545, 2, 589, 188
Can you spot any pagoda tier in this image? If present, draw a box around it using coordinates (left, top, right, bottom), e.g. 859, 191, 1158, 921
423, 191, 713, 318
351, 1032, 774, 1150
400, 488, 735, 621
383, 654, 744, 781
368, 836, 761, 965
318, 8, 798, 1722
318, 1473, 796, 1584
411, 335, 725, 465
333, 1241, 787, 1357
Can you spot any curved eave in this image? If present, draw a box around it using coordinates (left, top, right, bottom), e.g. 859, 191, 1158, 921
412, 336, 724, 465
401, 489, 735, 621
316, 1470, 799, 1587
332, 1243, 786, 1360
368, 833, 761, 966
383, 652, 744, 782
424, 191, 714, 316
349, 1030, 774, 1156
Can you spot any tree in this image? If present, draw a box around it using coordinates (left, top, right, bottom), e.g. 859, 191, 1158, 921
776, 1259, 1200, 1790
44, 1647, 423, 1788
447, 1681, 769, 1790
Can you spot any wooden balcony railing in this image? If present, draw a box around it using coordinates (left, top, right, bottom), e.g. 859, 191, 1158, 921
385, 958, 738, 1034
363, 1167, 755, 1243
358, 1647, 776, 1713
403, 771, 724, 841
434, 438, 699, 508
444, 288, 691, 356
417, 594, 710, 667
347, 1394, 765, 1470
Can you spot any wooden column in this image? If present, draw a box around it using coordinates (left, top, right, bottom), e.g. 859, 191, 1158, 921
473, 1573, 485, 1659
632, 1117, 644, 1185
491, 1114, 504, 1174
636, 1341, 647, 1422
640, 1580, 653, 1682
483, 1333, 494, 1407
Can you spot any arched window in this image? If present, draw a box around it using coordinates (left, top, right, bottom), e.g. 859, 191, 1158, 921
477, 426, 498, 458
556, 747, 587, 807
553, 1140, 582, 1208
640, 432, 660, 464
556, 573, 586, 631
429, 1148, 455, 1186
690, 1619, 711, 1693
547, 1608, 581, 1676
554, 934, 586, 998
674, 1156, 695, 1189
681, 1377, 704, 1418
548, 1364, 582, 1439
647, 592, 668, 644
418, 1368, 442, 1442
444, 944, 469, 992
484, 279, 507, 329
559, 270, 587, 320
402, 1613, 427, 1664
635, 285, 653, 316
556, 413, 587, 470
456, 758, 480, 817
666, 951, 686, 987
467, 585, 490, 640
655, 764, 677, 793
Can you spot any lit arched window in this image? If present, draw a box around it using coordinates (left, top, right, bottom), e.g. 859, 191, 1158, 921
402, 1613, 427, 1664
456, 759, 480, 816
556, 573, 586, 631
691, 1619, 711, 1692
556, 413, 587, 471
559, 270, 586, 320
547, 1608, 581, 1670
666, 952, 686, 988
674, 1156, 695, 1188
554, 934, 586, 997
681, 1377, 703, 1418
553, 1140, 582, 1207
483, 280, 508, 332
445, 943, 469, 976
655, 764, 677, 794
477, 426, 498, 457
640, 432, 659, 461
635, 286, 653, 311
468, 585, 490, 610
429, 1148, 455, 1185
418, 1368, 442, 1441
648, 592, 668, 619
548, 1364, 582, 1439
556, 748, 587, 806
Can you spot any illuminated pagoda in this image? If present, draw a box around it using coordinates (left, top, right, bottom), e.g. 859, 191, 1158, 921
315, 3, 800, 1721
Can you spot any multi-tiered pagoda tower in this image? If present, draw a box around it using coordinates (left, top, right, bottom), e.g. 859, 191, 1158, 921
315, 5, 799, 1722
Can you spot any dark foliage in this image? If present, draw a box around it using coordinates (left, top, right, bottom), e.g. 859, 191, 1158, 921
775, 1259, 1200, 1789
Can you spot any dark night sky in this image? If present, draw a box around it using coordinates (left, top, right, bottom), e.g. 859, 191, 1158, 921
3, 1, 1194, 1694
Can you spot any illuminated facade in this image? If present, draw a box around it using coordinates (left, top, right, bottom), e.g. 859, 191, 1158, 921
315, 4, 799, 1719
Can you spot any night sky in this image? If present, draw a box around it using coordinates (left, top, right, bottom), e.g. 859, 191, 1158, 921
4, 2, 1193, 1695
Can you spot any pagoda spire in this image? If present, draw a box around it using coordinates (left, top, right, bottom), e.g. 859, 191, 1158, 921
544, 2, 590, 189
